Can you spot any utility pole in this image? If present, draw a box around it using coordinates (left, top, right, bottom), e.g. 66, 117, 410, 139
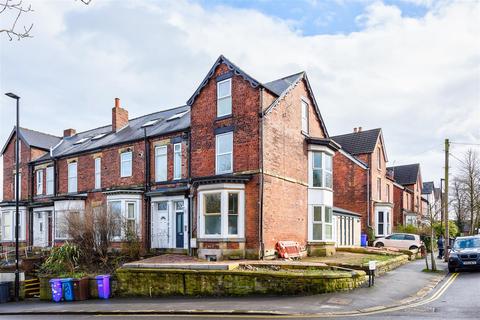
444, 139, 450, 262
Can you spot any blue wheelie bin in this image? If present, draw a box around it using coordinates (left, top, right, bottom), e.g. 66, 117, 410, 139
95, 275, 111, 299
61, 278, 74, 301
0, 282, 10, 303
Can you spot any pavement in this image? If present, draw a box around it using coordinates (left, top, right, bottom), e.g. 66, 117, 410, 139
0, 258, 448, 317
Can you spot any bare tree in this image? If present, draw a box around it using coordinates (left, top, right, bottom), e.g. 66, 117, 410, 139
0, 0, 33, 41
457, 150, 480, 235
1, 0, 92, 41
451, 178, 467, 233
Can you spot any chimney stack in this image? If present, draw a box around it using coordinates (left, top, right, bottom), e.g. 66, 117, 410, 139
112, 98, 129, 132
353, 127, 358, 133
358, 127, 362, 132
63, 128, 76, 137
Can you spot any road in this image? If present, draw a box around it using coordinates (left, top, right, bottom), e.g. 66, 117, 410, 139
1, 270, 478, 320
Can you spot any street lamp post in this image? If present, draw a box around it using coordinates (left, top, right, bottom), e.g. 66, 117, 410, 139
5, 92, 20, 301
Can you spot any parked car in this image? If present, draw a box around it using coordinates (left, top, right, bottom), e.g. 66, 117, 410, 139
373, 233, 423, 250
448, 236, 480, 273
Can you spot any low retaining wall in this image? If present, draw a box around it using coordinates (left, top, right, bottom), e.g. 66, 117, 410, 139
323, 254, 410, 276
115, 267, 367, 297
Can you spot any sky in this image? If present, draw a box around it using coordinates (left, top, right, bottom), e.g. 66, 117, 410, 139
0, 0, 479, 200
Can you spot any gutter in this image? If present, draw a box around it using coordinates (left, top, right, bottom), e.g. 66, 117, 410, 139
187, 130, 193, 256
143, 128, 151, 250
367, 158, 371, 229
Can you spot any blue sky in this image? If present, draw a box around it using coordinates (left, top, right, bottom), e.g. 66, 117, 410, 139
198, 0, 430, 35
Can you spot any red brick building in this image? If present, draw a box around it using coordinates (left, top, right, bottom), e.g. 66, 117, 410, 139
331, 128, 395, 238
1, 55, 341, 260
388, 163, 424, 226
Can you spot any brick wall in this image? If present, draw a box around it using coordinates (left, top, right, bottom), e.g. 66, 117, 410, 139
262, 78, 326, 253
190, 63, 261, 178
333, 151, 369, 232
392, 184, 404, 226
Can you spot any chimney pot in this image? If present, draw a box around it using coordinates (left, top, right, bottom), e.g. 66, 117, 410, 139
63, 128, 76, 137
354, 127, 358, 133
358, 126, 362, 132
115, 97, 120, 108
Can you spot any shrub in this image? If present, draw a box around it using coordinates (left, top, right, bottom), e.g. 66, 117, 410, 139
395, 224, 419, 234
40, 242, 80, 275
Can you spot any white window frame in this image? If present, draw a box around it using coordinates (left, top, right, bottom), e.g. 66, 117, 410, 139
13, 173, 21, 200
310, 151, 333, 189
36, 170, 43, 195
309, 205, 333, 241
46, 166, 54, 195
120, 151, 133, 178
1, 209, 26, 241
375, 210, 391, 237
217, 78, 232, 117
198, 184, 245, 239
173, 143, 182, 180
215, 132, 233, 175
94, 157, 101, 189
155, 146, 168, 182
301, 99, 309, 134
68, 162, 77, 193
107, 195, 141, 241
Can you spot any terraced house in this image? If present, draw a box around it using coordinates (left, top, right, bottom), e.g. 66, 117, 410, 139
389, 163, 424, 226
1, 55, 343, 260
331, 128, 395, 238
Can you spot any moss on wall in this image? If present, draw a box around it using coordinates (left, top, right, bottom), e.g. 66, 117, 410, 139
115, 267, 366, 297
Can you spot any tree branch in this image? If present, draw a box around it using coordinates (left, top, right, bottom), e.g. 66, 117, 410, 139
0, 0, 34, 41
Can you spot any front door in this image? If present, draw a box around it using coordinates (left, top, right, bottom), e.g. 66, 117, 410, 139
33, 211, 48, 247
151, 201, 170, 248
174, 201, 184, 248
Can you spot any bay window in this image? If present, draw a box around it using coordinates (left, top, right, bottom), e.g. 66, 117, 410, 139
1, 211, 12, 241
36, 170, 43, 195
68, 162, 77, 193
107, 197, 140, 240
310, 205, 333, 241
173, 143, 182, 180
199, 185, 244, 238
216, 132, 233, 174
217, 78, 232, 117
311, 152, 332, 188
376, 210, 391, 236
155, 146, 167, 181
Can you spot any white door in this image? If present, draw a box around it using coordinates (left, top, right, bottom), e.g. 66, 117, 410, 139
33, 211, 48, 247
151, 201, 170, 248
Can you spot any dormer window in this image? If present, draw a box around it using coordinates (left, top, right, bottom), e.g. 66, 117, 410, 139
217, 78, 232, 117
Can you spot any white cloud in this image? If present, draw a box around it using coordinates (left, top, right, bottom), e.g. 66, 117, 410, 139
0, 0, 478, 188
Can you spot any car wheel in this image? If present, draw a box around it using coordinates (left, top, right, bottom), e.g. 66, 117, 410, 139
448, 267, 456, 273
375, 242, 384, 248
409, 245, 418, 250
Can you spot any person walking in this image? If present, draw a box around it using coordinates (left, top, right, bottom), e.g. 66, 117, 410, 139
437, 235, 445, 259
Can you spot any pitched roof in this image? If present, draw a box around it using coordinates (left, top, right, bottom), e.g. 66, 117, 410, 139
187, 55, 261, 106
388, 163, 420, 186
331, 128, 382, 156
263, 72, 304, 96
422, 181, 435, 195
1, 127, 62, 155
35, 105, 190, 162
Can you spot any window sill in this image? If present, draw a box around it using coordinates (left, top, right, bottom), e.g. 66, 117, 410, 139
198, 237, 245, 242
215, 114, 233, 121
301, 131, 310, 138
309, 186, 333, 191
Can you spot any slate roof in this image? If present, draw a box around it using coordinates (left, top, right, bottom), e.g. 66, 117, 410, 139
331, 128, 381, 155
263, 72, 304, 96
388, 163, 420, 186
35, 105, 190, 162
1, 127, 62, 155
422, 181, 435, 195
